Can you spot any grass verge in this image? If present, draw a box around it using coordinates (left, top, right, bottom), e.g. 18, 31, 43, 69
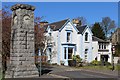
77, 65, 120, 71
0, 69, 2, 80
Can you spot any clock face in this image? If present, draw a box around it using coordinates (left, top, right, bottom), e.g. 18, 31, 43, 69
14, 16, 17, 24
23, 15, 30, 24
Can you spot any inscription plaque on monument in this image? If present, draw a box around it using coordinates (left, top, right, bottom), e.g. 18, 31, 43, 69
5, 4, 38, 78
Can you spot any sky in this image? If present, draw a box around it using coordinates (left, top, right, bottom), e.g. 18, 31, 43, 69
2, 2, 118, 26
1, 0, 120, 2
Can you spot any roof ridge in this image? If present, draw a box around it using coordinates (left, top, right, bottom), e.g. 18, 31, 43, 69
44, 18, 69, 31
92, 36, 105, 41
48, 19, 69, 25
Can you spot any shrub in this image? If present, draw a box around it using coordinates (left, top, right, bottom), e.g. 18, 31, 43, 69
52, 63, 58, 65
72, 55, 82, 67
98, 61, 103, 65
90, 60, 99, 66
116, 64, 120, 70
104, 62, 111, 66
90, 60, 111, 66
73, 55, 82, 63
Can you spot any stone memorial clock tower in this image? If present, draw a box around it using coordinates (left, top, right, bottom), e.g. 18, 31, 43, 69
5, 4, 38, 78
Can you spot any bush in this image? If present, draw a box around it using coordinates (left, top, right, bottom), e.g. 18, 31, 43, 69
73, 55, 82, 63
104, 62, 111, 66
52, 63, 58, 65
107, 66, 113, 70
116, 64, 120, 70
90, 60, 99, 66
90, 60, 111, 66
98, 61, 103, 65
72, 55, 82, 67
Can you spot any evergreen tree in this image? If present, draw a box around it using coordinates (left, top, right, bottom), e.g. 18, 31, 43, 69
92, 22, 105, 40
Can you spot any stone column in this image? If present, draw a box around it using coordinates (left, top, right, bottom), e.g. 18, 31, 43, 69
5, 4, 38, 78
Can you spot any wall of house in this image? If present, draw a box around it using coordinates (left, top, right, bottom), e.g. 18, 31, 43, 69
97, 42, 112, 63
92, 41, 99, 61
60, 22, 78, 44
77, 34, 82, 56
51, 31, 59, 64
60, 21, 79, 65
81, 28, 93, 62
46, 29, 59, 64
108, 43, 112, 63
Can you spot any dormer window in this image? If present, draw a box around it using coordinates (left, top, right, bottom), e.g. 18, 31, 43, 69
85, 32, 88, 41
67, 32, 70, 42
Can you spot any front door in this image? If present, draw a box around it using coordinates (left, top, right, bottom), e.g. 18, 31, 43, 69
101, 55, 109, 65
68, 48, 73, 60
63, 47, 74, 66
101, 55, 109, 62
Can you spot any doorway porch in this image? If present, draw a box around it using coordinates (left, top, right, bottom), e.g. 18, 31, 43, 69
62, 44, 76, 66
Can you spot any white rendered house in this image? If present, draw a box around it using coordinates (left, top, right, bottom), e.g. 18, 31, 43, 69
44, 19, 112, 66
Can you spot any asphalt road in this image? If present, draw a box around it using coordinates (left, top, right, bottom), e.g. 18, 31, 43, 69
52, 70, 117, 78
43, 65, 118, 79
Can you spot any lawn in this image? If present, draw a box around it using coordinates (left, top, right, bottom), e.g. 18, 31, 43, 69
0, 72, 2, 80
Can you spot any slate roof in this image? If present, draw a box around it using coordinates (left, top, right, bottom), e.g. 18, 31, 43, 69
44, 19, 87, 34
76, 25, 87, 34
44, 19, 68, 31
92, 36, 109, 42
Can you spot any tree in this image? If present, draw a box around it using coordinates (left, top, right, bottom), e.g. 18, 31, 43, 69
2, 6, 11, 58
92, 22, 105, 40
101, 17, 116, 39
1, 6, 12, 78
35, 23, 56, 64
34, 17, 55, 64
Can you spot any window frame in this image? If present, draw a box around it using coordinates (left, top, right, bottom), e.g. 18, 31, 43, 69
66, 30, 72, 42
64, 47, 66, 59
85, 49, 88, 60
85, 32, 88, 41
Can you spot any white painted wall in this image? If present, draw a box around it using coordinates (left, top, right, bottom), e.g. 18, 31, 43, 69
81, 27, 93, 62
92, 41, 99, 61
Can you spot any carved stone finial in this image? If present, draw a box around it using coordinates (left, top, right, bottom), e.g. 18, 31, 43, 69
11, 4, 35, 11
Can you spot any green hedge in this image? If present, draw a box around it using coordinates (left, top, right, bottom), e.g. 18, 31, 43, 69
90, 60, 111, 66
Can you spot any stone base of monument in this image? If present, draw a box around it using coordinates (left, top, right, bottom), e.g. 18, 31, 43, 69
5, 63, 39, 78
